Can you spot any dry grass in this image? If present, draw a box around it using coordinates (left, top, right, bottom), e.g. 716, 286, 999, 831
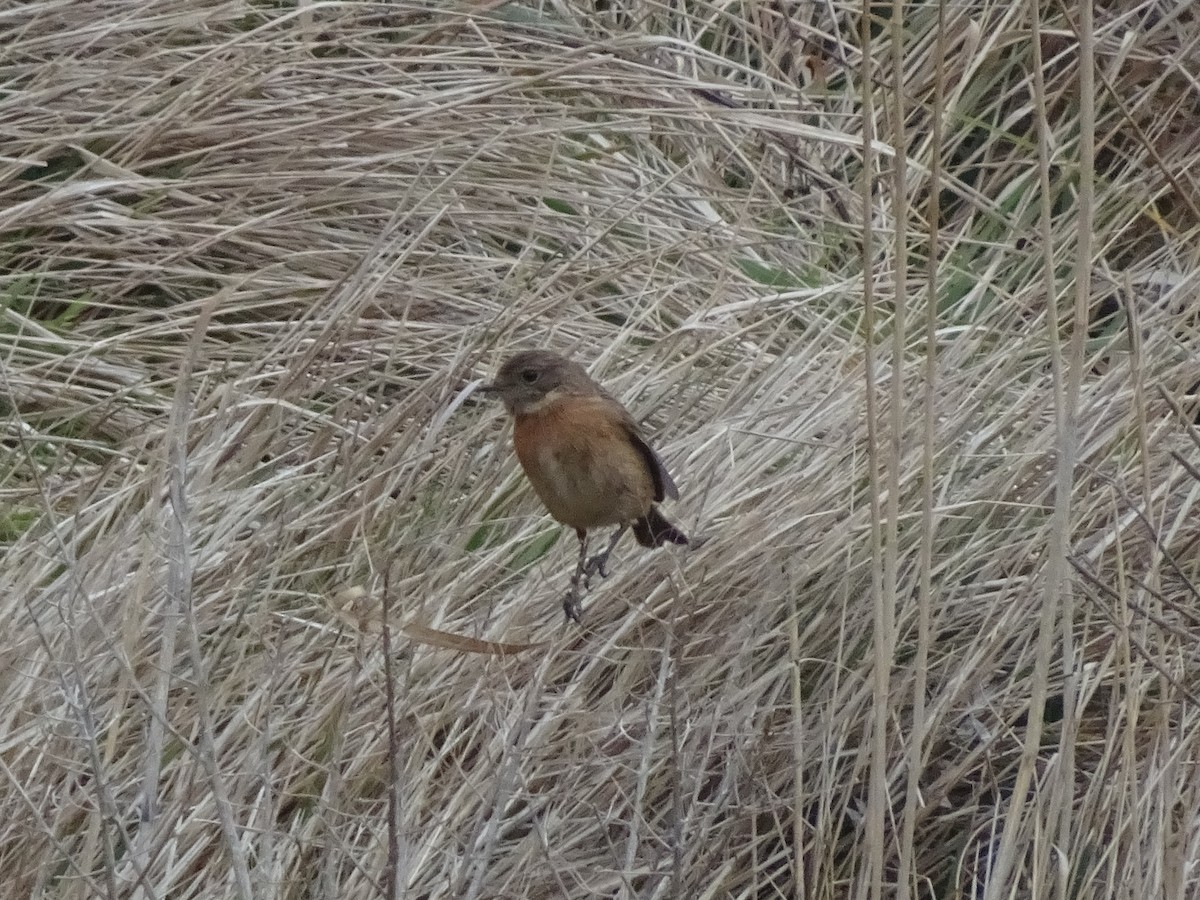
2, 0, 1199, 897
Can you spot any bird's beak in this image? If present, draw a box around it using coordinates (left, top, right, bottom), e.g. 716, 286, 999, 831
475, 380, 499, 396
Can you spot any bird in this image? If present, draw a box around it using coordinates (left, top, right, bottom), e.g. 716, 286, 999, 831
480, 350, 688, 621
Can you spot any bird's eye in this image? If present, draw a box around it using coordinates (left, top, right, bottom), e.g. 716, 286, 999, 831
520, 369, 540, 384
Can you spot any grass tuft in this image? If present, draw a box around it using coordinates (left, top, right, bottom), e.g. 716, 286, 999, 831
2, 0, 1199, 897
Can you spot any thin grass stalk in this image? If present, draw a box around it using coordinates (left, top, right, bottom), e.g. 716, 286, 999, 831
885, 0, 909, 881
1050, 0, 1096, 877
858, 1, 888, 896
174, 295, 254, 900
898, 0, 947, 896
382, 569, 403, 900
1122, 271, 1155, 900
789, 582, 807, 900
983, 0, 1090, 893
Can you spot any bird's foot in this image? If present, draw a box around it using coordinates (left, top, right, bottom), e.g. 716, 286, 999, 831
562, 581, 584, 623
583, 552, 612, 582
563, 559, 588, 623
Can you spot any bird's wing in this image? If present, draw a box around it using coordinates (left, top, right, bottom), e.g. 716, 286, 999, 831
628, 427, 679, 502
616, 410, 678, 503
585, 391, 680, 503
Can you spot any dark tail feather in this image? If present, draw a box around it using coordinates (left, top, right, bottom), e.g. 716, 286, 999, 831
633, 507, 689, 548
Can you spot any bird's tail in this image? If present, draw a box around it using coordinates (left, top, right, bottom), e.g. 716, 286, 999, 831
633, 507, 689, 548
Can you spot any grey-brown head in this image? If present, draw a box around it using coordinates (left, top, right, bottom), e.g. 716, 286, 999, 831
481, 350, 597, 415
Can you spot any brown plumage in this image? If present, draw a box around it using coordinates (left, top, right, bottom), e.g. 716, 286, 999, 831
481, 350, 688, 619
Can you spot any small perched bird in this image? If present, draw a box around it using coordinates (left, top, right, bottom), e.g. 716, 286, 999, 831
481, 350, 688, 621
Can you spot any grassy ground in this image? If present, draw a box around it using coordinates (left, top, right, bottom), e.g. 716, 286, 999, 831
2, 1, 1199, 898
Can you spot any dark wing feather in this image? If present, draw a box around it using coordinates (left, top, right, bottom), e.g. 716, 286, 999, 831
626, 426, 679, 502
589, 391, 680, 502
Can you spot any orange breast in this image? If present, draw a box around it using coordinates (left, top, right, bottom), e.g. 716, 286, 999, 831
512, 395, 656, 530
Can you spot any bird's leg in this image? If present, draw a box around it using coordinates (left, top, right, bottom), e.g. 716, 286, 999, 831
563, 528, 588, 623
585, 523, 628, 581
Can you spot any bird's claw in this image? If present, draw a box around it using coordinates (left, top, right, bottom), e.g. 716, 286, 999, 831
584, 553, 610, 581
564, 545, 618, 622
562, 585, 584, 623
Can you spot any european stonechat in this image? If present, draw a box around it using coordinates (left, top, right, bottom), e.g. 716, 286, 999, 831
481, 350, 688, 621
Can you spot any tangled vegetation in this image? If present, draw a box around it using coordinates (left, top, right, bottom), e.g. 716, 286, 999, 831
2, 1, 1198, 897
